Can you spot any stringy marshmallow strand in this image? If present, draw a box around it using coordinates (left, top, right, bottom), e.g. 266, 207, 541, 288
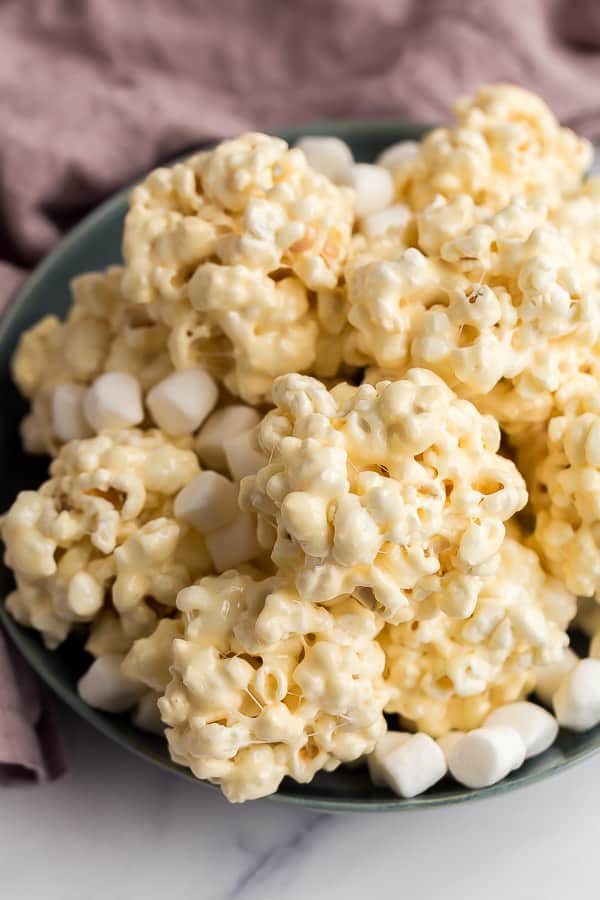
344, 164, 395, 218
195, 405, 261, 472
77, 654, 145, 713
553, 659, 600, 731
51, 384, 91, 443
146, 369, 218, 436
295, 136, 354, 184
447, 726, 526, 789
83, 372, 144, 432
173, 471, 239, 534
485, 701, 558, 758
369, 733, 447, 798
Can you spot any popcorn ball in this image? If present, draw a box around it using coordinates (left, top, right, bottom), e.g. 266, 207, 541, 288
11, 266, 172, 454
158, 571, 389, 802
347, 196, 600, 435
241, 371, 527, 624
122, 133, 355, 403
525, 376, 600, 598
380, 538, 575, 736
1, 429, 212, 648
390, 84, 592, 213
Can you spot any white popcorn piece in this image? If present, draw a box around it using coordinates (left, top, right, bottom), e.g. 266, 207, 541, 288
83, 372, 144, 432
485, 701, 558, 758
132, 692, 164, 735
296, 136, 354, 184
448, 726, 526, 789
224, 429, 266, 481
196, 405, 262, 472
360, 204, 412, 238
372, 733, 447, 798
375, 140, 420, 171
51, 384, 91, 443
345, 164, 395, 218
174, 471, 239, 534
534, 648, 579, 707
436, 731, 464, 762
146, 368, 218, 436
553, 659, 600, 731
77, 654, 145, 713
204, 511, 261, 571
367, 731, 411, 786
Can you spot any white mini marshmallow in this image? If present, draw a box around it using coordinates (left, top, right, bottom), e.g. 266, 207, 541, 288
344, 163, 395, 218
77, 654, 145, 713
553, 658, 600, 731
375, 140, 420, 171
485, 702, 558, 758
83, 372, 144, 433
146, 368, 218, 436
534, 647, 578, 707
448, 726, 526, 789
174, 470, 239, 534
367, 731, 411, 786
51, 384, 92, 443
372, 733, 447, 798
204, 511, 262, 572
132, 692, 164, 735
361, 203, 412, 238
224, 429, 266, 481
436, 731, 464, 762
296, 136, 354, 184
196, 405, 262, 472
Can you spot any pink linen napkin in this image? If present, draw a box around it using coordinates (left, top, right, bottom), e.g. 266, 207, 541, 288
2, 0, 600, 782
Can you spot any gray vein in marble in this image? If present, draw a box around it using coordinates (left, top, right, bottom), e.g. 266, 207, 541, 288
226, 812, 329, 899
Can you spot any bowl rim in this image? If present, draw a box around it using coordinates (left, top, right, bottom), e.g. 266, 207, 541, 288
1, 117, 598, 812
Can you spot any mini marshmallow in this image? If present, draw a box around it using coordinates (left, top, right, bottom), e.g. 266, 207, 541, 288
375, 140, 420, 171
372, 733, 447, 798
485, 702, 558, 758
360, 204, 412, 238
204, 511, 261, 572
436, 731, 464, 762
367, 731, 411, 786
77, 654, 145, 713
132, 692, 164, 735
174, 470, 239, 534
83, 372, 144, 433
224, 429, 266, 481
553, 658, 600, 731
196, 405, 262, 472
146, 368, 218, 436
344, 164, 395, 218
295, 136, 354, 184
448, 726, 526, 789
51, 384, 91, 443
534, 648, 578, 707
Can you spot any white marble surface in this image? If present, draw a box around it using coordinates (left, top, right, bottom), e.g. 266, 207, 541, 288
2, 700, 600, 900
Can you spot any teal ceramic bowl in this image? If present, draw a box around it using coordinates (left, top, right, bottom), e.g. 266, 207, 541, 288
1, 120, 599, 812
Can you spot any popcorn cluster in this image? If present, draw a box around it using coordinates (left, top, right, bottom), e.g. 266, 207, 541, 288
158, 572, 388, 802
241, 370, 527, 623
6, 83, 600, 804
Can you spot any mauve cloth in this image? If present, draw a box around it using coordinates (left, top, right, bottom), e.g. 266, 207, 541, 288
2, 0, 600, 782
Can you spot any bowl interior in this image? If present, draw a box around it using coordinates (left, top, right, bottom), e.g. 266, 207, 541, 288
1, 120, 599, 812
